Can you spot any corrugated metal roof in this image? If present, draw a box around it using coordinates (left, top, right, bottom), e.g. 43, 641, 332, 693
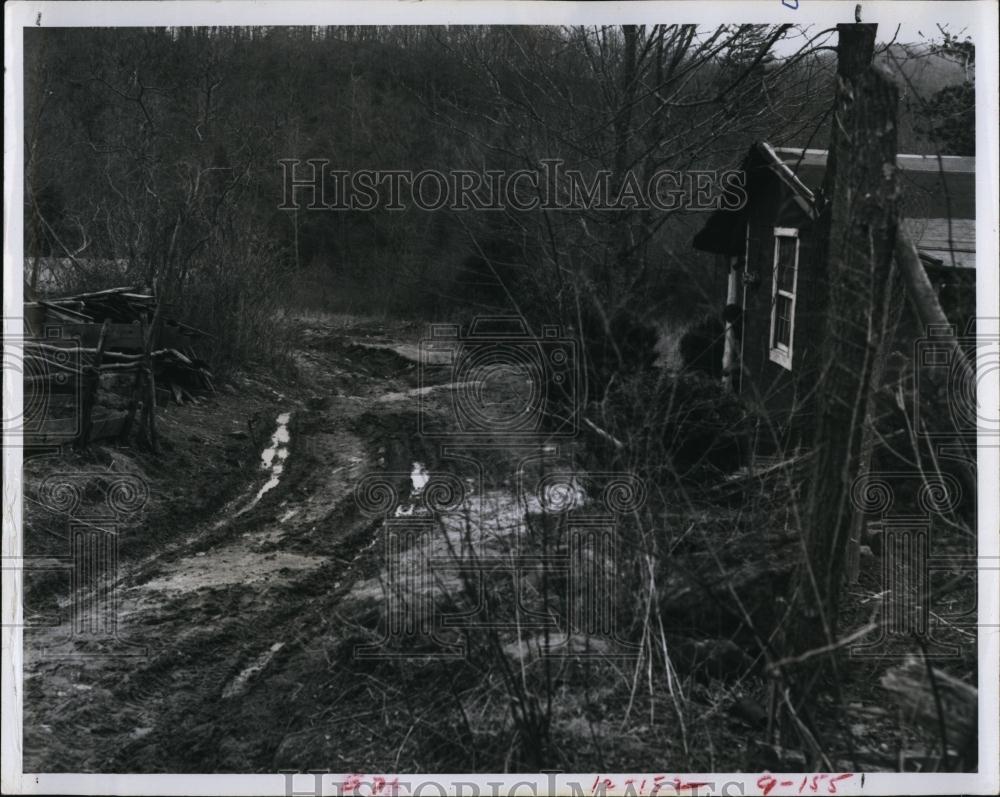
770, 146, 975, 219
768, 145, 976, 268
772, 147, 975, 174
901, 218, 976, 269
692, 141, 977, 269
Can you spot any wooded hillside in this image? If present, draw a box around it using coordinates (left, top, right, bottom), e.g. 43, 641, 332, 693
24, 26, 973, 372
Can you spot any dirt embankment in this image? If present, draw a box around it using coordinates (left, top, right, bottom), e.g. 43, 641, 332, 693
21, 315, 761, 773
22, 317, 432, 772
22, 315, 975, 775
24, 315, 666, 773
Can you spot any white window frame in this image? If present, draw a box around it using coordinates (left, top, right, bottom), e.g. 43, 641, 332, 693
769, 227, 799, 371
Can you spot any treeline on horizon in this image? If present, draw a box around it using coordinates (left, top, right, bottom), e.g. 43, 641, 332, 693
23, 24, 973, 368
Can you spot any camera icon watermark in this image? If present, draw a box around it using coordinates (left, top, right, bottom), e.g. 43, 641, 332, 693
2, 322, 83, 448
848, 470, 973, 660
913, 321, 1000, 440
8, 469, 150, 658
417, 316, 582, 441
351, 464, 643, 661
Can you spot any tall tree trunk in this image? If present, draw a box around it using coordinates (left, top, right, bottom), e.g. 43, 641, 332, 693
609, 25, 640, 304
785, 23, 900, 704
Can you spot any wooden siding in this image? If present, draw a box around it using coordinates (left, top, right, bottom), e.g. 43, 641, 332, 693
737, 174, 826, 452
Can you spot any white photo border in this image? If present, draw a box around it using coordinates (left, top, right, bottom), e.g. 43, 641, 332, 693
3, 2, 998, 795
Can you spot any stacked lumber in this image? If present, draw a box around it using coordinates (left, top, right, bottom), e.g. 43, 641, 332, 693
21, 286, 214, 449
29, 287, 153, 322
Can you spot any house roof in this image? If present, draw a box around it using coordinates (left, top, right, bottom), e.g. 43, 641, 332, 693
772, 147, 976, 221
900, 218, 976, 269
693, 141, 976, 268
692, 142, 816, 256
773, 147, 975, 175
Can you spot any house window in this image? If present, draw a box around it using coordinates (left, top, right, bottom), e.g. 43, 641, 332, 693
769, 228, 799, 370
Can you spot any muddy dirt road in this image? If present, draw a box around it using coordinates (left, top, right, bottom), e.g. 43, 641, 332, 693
23, 318, 648, 773
24, 320, 439, 771
22, 317, 939, 775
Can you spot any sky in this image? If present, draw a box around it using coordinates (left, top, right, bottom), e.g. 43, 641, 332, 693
769, 20, 972, 57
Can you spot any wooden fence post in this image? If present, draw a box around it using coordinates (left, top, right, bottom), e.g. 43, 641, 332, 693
786, 58, 901, 696
77, 318, 112, 448
846, 266, 904, 584
893, 233, 978, 500
120, 319, 146, 443
139, 296, 163, 454
143, 330, 159, 454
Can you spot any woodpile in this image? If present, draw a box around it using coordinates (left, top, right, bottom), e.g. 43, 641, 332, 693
22, 286, 214, 449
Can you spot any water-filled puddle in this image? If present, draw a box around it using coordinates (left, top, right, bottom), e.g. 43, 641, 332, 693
236, 412, 292, 516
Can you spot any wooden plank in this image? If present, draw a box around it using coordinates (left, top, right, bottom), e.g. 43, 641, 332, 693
22, 353, 84, 377
144, 313, 161, 453
23, 337, 84, 350
25, 341, 97, 354
25, 299, 86, 310
79, 318, 112, 448
158, 325, 203, 350
63, 287, 137, 300
36, 394, 80, 410
24, 374, 81, 393
99, 362, 142, 373
23, 417, 81, 446
34, 301, 94, 322
26, 412, 128, 446
88, 412, 128, 442
174, 320, 212, 338
894, 230, 978, 502
26, 347, 177, 364
30, 323, 145, 349
789, 52, 898, 677
896, 232, 975, 387
120, 318, 147, 443
24, 305, 47, 335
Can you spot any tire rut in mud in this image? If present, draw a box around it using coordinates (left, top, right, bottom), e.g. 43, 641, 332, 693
24, 326, 478, 773
98, 405, 392, 771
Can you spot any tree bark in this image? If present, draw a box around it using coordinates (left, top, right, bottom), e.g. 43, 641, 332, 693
785, 25, 900, 701
120, 318, 146, 443
78, 318, 112, 448
845, 263, 903, 583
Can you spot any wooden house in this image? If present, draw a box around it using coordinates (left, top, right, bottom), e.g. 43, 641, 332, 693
692, 142, 976, 452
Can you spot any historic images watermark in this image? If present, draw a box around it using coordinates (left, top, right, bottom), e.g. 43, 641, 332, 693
352, 466, 645, 661
8, 469, 150, 658
2, 322, 83, 449
417, 317, 582, 441
278, 158, 747, 213
845, 322, 998, 660
913, 321, 1000, 441
848, 470, 971, 659
348, 315, 645, 661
